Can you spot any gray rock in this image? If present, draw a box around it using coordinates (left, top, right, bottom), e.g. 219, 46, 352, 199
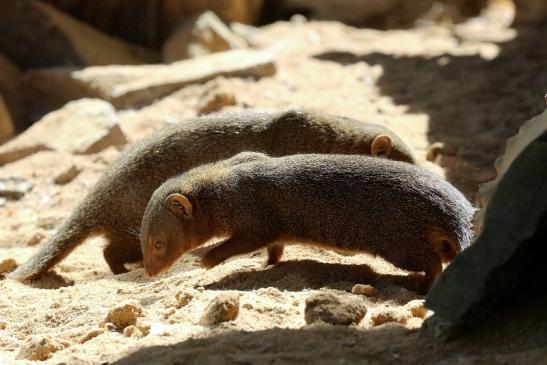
426, 112, 547, 326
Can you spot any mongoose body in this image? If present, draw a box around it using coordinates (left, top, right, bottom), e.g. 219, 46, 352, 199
11, 109, 416, 281
140, 153, 473, 293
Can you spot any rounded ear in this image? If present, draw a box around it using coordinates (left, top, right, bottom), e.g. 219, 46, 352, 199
371, 134, 393, 158
164, 194, 193, 219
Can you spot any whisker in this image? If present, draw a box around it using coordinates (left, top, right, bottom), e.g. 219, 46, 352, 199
125, 226, 141, 240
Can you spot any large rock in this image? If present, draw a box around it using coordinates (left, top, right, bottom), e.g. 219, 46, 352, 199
42, 0, 263, 48
0, 54, 25, 131
0, 96, 14, 142
426, 110, 547, 326
25, 49, 275, 115
0, 99, 126, 165
0, 0, 157, 69
163, 11, 248, 63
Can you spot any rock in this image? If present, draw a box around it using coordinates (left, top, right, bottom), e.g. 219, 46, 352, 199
0, 0, 157, 69
304, 293, 367, 326
0, 178, 33, 199
0, 95, 14, 142
426, 111, 547, 326
53, 165, 81, 185
105, 300, 143, 330
16, 335, 69, 361
25, 49, 275, 113
370, 308, 410, 327
163, 11, 248, 63
351, 284, 378, 297
404, 299, 429, 319
0, 258, 18, 275
200, 293, 240, 326
0, 53, 25, 131
197, 79, 237, 114
0, 99, 126, 166
42, 0, 264, 48
78, 329, 105, 344
25, 230, 48, 247
123, 325, 144, 338
0, 321, 6, 329
175, 291, 194, 308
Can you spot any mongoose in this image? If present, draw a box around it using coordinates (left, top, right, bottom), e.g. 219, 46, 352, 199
140, 153, 473, 294
11, 109, 416, 282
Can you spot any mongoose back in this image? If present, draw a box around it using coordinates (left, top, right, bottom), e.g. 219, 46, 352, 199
140, 153, 473, 293
11, 109, 416, 281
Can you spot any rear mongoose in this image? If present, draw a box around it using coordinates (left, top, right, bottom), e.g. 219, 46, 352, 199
140, 153, 473, 294
11, 109, 416, 282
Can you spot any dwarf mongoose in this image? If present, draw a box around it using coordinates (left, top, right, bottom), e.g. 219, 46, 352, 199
140, 153, 473, 294
11, 109, 416, 282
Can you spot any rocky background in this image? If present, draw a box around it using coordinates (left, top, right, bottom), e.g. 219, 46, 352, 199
0, 0, 546, 363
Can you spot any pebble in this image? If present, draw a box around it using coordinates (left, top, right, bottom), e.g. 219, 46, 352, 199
200, 293, 240, 326
304, 292, 367, 326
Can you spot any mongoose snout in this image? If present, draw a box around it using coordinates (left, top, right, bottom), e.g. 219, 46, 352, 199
140, 153, 474, 294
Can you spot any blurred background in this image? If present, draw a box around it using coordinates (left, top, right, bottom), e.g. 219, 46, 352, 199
0, 0, 546, 195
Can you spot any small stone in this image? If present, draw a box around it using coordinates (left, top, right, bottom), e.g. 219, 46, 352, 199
136, 324, 151, 336
0, 321, 6, 329
25, 230, 47, 246
351, 284, 378, 297
0, 177, 33, 199
0, 258, 17, 275
123, 325, 144, 338
78, 329, 105, 344
304, 293, 367, 326
405, 299, 430, 319
175, 291, 194, 308
104, 322, 117, 331
16, 335, 69, 361
370, 308, 410, 327
105, 300, 143, 329
197, 85, 236, 114
53, 165, 81, 185
200, 293, 240, 326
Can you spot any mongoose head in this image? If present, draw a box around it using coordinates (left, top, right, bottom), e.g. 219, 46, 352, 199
140, 193, 200, 277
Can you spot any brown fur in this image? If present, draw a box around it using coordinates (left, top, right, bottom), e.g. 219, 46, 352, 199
140, 153, 474, 294
11, 109, 415, 282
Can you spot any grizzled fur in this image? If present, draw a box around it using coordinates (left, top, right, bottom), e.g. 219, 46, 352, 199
11, 109, 415, 282
140, 153, 473, 294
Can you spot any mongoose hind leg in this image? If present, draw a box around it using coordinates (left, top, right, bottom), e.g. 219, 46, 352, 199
266, 244, 284, 265
103, 232, 142, 275
202, 233, 273, 269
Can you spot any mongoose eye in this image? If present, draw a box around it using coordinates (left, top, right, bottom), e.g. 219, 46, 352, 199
154, 241, 163, 250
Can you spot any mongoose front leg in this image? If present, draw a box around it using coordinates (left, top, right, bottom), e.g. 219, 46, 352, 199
417, 257, 442, 294
201, 233, 273, 269
103, 232, 143, 275
266, 244, 284, 265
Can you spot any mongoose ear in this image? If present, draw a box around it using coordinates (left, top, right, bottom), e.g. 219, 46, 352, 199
164, 194, 193, 219
371, 134, 393, 158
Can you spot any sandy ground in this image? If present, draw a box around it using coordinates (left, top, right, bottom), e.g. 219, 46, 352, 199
1, 18, 546, 364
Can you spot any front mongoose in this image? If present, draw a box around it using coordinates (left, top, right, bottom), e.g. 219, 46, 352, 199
11, 109, 416, 282
140, 153, 473, 294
